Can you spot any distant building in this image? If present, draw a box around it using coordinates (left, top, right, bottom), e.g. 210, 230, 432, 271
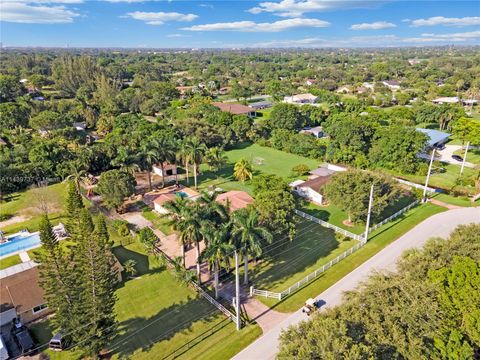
408, 59, 422, 66
283, 93, 318, 105
432, 97, 459, 105
290, 175, 332, 205
300, 126, 325, 138
305, 79, 317, 86
416, 128, 451, 148
356, 86, 369, 94
362, 82, 375, 91
249, 101, 272, 110
212, 102, 256, 117
73, 121, 86, 131
336, 85, 352, 94
382, 80, 401, 91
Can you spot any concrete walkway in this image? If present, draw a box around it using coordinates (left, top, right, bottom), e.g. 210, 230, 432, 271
428, 198, 462, 210
232, 206, 480, 360
19, 251, 30, 262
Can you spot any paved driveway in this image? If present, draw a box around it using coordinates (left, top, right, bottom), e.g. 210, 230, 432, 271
232, 206, 480, 360
435, 145, 475, 168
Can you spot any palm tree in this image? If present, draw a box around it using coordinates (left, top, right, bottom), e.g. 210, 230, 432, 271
162, 197, 190, 266
185, 137, 207, 189
152, 137, 177, 188
64, 161, 88, 192
172, 256, 197, 285
178, 140, 191, 185
139, 141, 159, 191
111, 147, 140, 175
233, 158, 253, 183
163, 199, 203, 281
123, 259, 137, 278
198, 191, 229, 229
201, 224, 234, 298
231, 208, 273, 285
204, 147, 228, 175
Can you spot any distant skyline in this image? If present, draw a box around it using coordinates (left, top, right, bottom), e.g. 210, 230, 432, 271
1, 1, 479, 48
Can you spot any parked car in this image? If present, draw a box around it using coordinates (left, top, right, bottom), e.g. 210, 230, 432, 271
10, 319, 34, 355
452, 154, 463, 162
49, 331, 71, 351
301, 298, 319, 316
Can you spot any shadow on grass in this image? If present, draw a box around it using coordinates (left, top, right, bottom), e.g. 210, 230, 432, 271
112, 245, 165, 277
251, 223, 341, 290
109, 297, 219, 359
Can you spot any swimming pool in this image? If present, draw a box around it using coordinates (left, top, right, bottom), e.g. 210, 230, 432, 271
0, 232, 41, 257
176, 191, 188, 198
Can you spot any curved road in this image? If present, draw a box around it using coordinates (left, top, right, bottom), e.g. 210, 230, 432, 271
233, 206, 480, 360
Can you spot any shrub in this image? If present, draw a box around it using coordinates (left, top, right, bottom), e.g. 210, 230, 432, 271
0, 213, 12, 221
291, 164, 311, 177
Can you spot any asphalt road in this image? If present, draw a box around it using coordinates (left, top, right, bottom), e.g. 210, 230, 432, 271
232, 206, 480, 360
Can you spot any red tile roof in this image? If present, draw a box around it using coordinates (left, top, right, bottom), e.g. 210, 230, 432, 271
153, 193, 177, 206
216, 191, 253, 212
212, 102, 254, 115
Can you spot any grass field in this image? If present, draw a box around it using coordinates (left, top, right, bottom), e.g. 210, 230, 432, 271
433, 193, 479, 207
183, 143, 319, 194
258, 203, 446, 311
30, 241, 261, 360
251, 216, 357, 292
454, 147, 480, 165
0, 254, 22, 269
0, 182, 69, 235
141, 209, 174, 235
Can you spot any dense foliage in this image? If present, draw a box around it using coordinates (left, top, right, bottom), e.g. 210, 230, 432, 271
278, 224, 480, 359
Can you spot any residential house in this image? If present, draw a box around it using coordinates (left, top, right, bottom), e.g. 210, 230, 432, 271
73, 122, 86, 131
305, 79, 317, 86
176, 86, 195, 95
215, 191, 253, 212
249, 101, 272, 110
336, 85, 352, 94
408, 59, 422, 66
300, 126, 325, 138
290, 175, 332, 205
283, 93, 318, 105
153, 185, 200, 214
212, 102, 256, 117
416, 128, 451, 149
356, 86, 369, 94
362, 82, 375, 91
152, 163, 177, 183
432, 97, 459, 105
382, 80, 401, 91
0, 261, 50, 325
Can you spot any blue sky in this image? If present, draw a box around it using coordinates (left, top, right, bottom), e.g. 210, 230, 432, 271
1, 1, 479, 48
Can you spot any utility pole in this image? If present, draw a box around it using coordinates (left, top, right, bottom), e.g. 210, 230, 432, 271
460, 141, 470, 175
234, 249, 241, 331
423, 148, 436, 202
363, 185, 374, 244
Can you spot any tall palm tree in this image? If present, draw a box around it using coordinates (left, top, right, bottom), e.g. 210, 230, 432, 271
198, 191, 229, 230
152, 137, 177, 188
139, 141, 159, 191
111, 147, 140, 175
185, 137, 207, 189
163, 199, 203, 280
64, 161, 88, 192
204, 147, 227, 175
233, 158, 254, 183
178, 140, 191, 185
231, 208, 273, 285
162, 197, 190, 266
201, 224, 234, 298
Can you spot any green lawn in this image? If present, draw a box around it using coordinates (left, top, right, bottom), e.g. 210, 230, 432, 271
454, 147, 480, 165
141, 209, 174, 235
393, 163, 477, 195
30, 240, 261, 360
1, 182, 69, 235
258, 203, 446, 311
184, 143, 319, 194
432, 193, 479, 207
0, 254, 22, 269
251, 217, 357, 293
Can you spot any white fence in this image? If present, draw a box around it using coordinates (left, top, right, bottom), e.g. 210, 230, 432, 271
395, 178, 439, 193
368, 200, 419, 233
252, 202, 421, 300
251, 241, 364, 301
294, 209, 364, 241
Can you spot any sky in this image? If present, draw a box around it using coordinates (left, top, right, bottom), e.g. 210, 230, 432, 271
1, 0, 479, 48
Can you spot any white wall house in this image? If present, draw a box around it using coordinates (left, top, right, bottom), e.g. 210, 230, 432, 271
283, 93, 318, 104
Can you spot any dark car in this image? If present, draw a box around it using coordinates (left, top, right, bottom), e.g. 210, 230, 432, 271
11, 319, 35, 355
452, 154, 463, 162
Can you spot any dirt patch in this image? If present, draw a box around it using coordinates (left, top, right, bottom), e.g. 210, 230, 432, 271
0, 215, 28, 228
342, 219, 355, 227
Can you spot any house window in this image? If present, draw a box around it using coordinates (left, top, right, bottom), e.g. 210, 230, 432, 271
32, 304, 48, 314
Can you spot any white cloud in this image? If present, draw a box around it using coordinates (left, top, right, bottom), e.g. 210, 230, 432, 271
2, 0, 83, 3
166, 33, 190, 38
248, 0, 379, 17
0, 2, 80, 23
182, 18, 330, 32
409, 16, 480, 27
405, 31, 480, 42
350, 21, 396, 30
199, 3, 214, 9
126, 11, 198, 25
